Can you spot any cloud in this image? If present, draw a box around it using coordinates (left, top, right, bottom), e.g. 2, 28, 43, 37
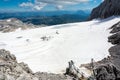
19, 2, 33, 7
20, 0, 89, 10
56, 5, 63, 10
19, 2, 46, 10
33, 2, 47, 10
36, 0, 89, 10
36, 0, 89, 5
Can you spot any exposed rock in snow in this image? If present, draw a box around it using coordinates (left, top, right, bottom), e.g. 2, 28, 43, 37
89, 0, 120, 20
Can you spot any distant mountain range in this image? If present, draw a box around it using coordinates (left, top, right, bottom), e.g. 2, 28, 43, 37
0, 10, 90, 25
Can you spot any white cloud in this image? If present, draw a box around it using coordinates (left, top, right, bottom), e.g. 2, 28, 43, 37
56, 5, 63, 10
19, 2, 33, 7
19, 2, 46, 10
20, 0, 89, 10
33, 2, 47, 10
36, 0, 89, 5
35, 0, 89, 10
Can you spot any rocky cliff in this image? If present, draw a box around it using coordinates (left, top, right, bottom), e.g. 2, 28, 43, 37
89, 0, 120, 20
0, 49, 73, 80
108, 21, 120, 70
82, 21, 120, 80
93, 21, 120, 80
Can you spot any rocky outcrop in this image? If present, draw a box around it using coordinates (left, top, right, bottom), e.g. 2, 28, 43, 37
108, 32, 120, 45
108, 22, 120, 70
0, 49, 73, 80
94, 21, 120, 80
89, 0, 120, 20
0, 49, 38, 80
0, 18, 36, 33
110, 21, 120, 33
95, 64, 120, 80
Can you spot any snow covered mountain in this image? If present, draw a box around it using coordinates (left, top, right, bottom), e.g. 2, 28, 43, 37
0, 16, 120, 74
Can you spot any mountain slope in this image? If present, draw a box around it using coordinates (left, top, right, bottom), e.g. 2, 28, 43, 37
89, 0, 120, 20
0, 16, 120, 74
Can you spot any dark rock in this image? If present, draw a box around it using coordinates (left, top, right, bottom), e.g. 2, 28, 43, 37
95, 64, 120, 80
108, 32, 120, 44
109, 45, 120, 69
89, 0, 120, 20
110, 21, 120, 33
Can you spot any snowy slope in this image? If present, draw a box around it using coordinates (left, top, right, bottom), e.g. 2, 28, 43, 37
0, 17, 120, 74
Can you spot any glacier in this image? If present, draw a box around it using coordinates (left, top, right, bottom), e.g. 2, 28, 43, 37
0, 16, 120, 74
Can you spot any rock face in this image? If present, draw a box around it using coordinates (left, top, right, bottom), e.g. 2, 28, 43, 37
108, 21, 120, 70
110, 21, 120, 33
94, 21, 120, 80
95, 64, 120, 80
89, 0, 120, 20
108, 32, 120, 44
0, 49, 73, 80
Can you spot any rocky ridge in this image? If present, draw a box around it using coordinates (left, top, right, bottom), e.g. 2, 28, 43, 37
89, 0, 120, 20
93, 21, 120, 80
0, 18, 37, 33
0, 49, 73, 80
108, 21, 120, 70
80, 21, 120, 80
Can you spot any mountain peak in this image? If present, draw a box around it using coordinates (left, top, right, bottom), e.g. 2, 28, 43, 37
89, 0, 120, 20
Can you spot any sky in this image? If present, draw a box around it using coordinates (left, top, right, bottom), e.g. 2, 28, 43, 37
0, 0, 103, 12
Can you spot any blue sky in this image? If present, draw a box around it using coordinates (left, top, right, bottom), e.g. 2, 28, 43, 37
0, 0, 103, 12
